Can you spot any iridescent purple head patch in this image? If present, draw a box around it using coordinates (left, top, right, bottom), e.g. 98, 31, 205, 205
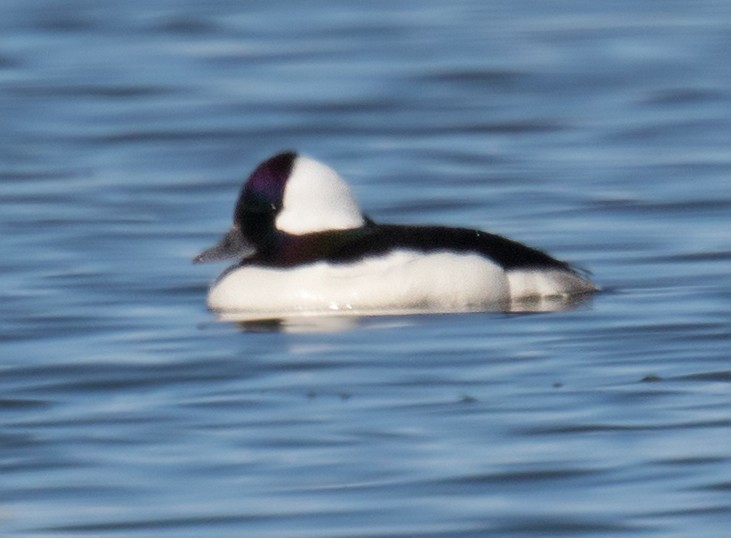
235, 151, 296, 222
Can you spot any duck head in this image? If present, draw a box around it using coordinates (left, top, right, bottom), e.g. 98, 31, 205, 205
193, 151, 366, 263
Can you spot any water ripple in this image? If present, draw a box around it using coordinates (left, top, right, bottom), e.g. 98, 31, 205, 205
1, 1, 730, 537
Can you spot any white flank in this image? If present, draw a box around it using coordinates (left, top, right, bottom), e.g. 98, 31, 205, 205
207, 251, 508, 314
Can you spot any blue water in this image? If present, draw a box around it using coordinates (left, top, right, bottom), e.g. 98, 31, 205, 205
2, 0, 730, 536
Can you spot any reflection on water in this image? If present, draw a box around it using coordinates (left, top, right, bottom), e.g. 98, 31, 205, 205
218, 292, 598, 332
232, 313, 402, 334
1, 1, 730, 537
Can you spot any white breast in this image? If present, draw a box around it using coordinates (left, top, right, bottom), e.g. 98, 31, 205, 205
207, 251, 509, 315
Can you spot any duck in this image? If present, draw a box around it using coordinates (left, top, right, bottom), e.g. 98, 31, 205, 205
194, 151, 597, 317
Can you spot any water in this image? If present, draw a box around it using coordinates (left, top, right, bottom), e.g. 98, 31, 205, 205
1, 0, 730, 536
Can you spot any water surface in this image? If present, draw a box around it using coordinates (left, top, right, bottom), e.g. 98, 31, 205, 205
1, 1, 730, 537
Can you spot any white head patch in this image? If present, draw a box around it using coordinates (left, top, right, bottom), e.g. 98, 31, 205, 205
275, 155, 366, 234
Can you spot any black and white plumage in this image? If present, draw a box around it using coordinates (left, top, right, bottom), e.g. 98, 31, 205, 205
194, 151, 597, 316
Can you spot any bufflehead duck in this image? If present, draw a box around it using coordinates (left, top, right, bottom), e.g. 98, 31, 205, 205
194, 151, 597, 316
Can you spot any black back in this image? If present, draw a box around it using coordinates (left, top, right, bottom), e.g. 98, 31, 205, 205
245, 223, 574, 273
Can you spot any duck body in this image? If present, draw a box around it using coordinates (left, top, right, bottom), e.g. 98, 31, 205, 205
195, 152, 596, 316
